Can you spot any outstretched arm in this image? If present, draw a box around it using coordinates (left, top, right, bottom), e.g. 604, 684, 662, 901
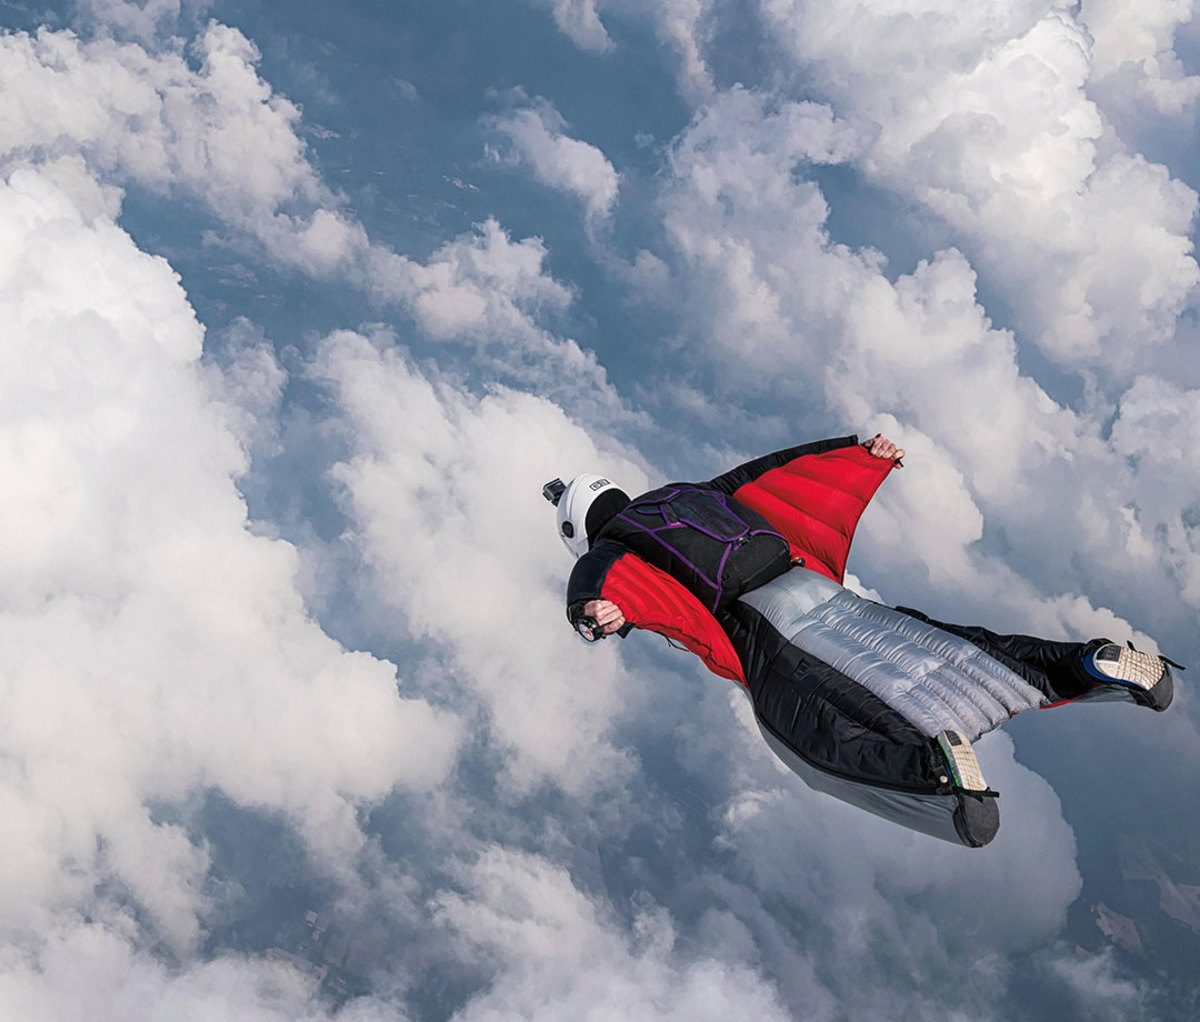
712, 433, 901, 582
564, 542, 746, 681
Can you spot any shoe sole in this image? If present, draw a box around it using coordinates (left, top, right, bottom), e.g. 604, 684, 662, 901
937, 730, 987, 791
1090, 645, 1174, 711
1092, 644, 1165, 689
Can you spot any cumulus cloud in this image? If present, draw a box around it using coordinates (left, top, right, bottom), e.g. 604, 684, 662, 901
0, 923, 410, 1022
1082, 0, 1200, 121
532, 0, 613, 53
435, 846, 795, 1021
531, 0, 718, 99
1045, 947, 1150, 1021
1110, 376, 1200, 607
0, 23, 325, 238
72, 0, 212, 44
312, 329, 646, 795
488, 99, 621, 224
0, 22, 631, 422
646, 0, 718, 102
0, 165, 457, 977
756, 2, 1200, 376
646, 82, 1200, 666
702, 695, 1084, 1018
366, 218, 628, 418
6, 1, 1199, 1017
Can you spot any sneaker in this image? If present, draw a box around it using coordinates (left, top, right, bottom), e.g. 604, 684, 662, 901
1082, 643, 1174, 712
937, 730, 988, 791
937, 730, 999, 848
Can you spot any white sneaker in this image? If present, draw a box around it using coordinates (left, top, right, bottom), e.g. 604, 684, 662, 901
1083, 643, 1174, 712
937, 730, 988, 791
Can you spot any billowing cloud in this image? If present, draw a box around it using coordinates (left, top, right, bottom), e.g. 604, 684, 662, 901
488, 99, 621, 224
647, 83, 1200, 671
0, 23, 630, 420
531, 0, 718, 99
0, 23, 330, 247
756, 1, 1200, 376
1082, 0, 1200, 121
436, 846, 795, 1021
312, 329, 646, 795
533, 0, 613, 53
4, 1, 1199, 1018
0, 926, 407, 1022
0, 165, 457, 969
72, 0, 212, 44
366, 218, 633, 421
710, 698, 1083, 1017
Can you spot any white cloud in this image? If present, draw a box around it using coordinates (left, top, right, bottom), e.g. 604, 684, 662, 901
535, 0, 614, 53
489, 100, 621, 224
0, 24, 322, 229
647, 83, 1200, 664
367, 218, 635, 422
0, 165, 457, 968
313, 329, 647, 796
710, 694, 1082, 1017
532, 0, 718, 99
0, 24, 631, 421
0, 20, 387, 278
1110, 376, 1200, 606
5, 4, 1198, 1016
73, 0, 212, 44
436, 846, 796, 1022
756, 2, 1200, 375
0, 921, 407, 1022
1045, 948, 1150, 1021
1082, 0, 1200, 120
648, 0, 717, 102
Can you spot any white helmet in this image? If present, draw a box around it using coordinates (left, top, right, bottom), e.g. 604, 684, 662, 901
542, 473, 628, 558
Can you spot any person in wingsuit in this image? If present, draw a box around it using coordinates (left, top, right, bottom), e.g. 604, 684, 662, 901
543, 434, 1177, 848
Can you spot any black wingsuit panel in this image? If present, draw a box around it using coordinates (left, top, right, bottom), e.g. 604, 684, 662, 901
721, 600, 946, 796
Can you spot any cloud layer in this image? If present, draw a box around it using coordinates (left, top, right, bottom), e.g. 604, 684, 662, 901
2, 0, 1197, 1018
0, 162, 456, 999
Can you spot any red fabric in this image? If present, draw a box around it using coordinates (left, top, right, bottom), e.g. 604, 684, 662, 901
732, 444, 894, 583
602, 553, 746, 685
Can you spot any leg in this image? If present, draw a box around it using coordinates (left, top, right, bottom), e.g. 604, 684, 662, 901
893, 607, 1101, 700
747, 641, 999, 847
894, 608, 1174, 711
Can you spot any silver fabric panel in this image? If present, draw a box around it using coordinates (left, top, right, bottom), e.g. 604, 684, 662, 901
740, 567, 1046, 740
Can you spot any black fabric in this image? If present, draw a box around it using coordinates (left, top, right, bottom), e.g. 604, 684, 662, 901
703, 434, 860, 495
596, 485, 793, 613
584, 488, 630, 545
893, 607, 1106, 701
953, 791, 1000, 848
721, 601, 947, 795
565, 539, 627, 624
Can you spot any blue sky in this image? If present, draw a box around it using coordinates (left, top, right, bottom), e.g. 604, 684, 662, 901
2, 1, 1200, 1019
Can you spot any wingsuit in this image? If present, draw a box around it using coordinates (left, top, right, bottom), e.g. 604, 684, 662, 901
557, 435, 1176, 848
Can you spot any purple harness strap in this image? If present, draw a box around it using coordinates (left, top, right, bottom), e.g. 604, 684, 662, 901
616, 486, 784, 612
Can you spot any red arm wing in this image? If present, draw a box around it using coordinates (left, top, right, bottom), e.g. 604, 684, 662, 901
602, 554, 746, 685
732, 443, 894, 582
